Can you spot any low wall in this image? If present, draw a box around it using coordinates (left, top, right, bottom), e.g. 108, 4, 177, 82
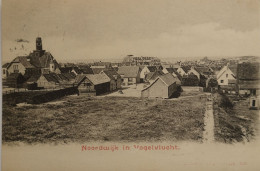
182, 86, 203, 92
27, 87, 79, 104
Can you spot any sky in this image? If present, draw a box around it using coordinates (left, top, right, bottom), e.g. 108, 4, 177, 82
2, 0, 260, 63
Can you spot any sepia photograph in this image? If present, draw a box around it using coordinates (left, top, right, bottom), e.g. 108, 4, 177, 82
1, 0, 260, 170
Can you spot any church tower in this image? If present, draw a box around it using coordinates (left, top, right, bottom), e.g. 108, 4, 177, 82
33, 37, 45, 57
36, 37, 43, 51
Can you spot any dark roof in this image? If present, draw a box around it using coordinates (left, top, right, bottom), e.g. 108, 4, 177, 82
91, 68, 105, 74
75, 75, 86, 85
228, 64, 238, 77
10, 56, 35, 68
43, 74, 59, 83
158, 73, 177, 86
28, 52, 60, 69
118, 66, 141, 78
181, 66, 191, 73
60, 67, 74, 73
145, 70, 164, 81
27, 74, 41, 83
166, 68, 175, 73
194, 66, 213, 75
102, 69, 121, 80
2, 63, 10, 68
237, 63, 260, 80
171, 69, 182, 80
147, 66, 157, 72
62, 73, 76, 80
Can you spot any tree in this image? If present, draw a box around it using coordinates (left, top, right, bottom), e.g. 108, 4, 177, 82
208, 78, 218, 87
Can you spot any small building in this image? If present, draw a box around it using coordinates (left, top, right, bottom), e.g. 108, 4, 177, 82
76, 73, 110, 95
140, 66, 157, 82
145, 70, 165, 83
177, 66, 191, 76
29, 74, 59, 89
118, 66, 141, 85
181, 74, 200, 86
216, 65, 237, 86
141, 73, 179, 98
101, 69, 122, 91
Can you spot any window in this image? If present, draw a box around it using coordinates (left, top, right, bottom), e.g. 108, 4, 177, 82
128, 78, 133, 82
226, 74, 228, 78
13, 65, 18, 70
84, 83, 91, 86
220, 80, 224, 83
252, 100, 256, 107
3, 69, 5, 74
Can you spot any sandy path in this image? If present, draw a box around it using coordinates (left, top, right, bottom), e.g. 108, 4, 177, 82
203, 93, 215, 143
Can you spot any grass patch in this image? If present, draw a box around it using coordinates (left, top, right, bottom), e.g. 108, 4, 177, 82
213, 93, 258, 143
2, 95, 205, 144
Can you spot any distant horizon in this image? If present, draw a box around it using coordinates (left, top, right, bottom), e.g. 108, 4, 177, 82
2, 0, 260, 64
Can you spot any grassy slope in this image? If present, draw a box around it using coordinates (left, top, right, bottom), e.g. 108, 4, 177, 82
2, 95, 205, 143
213, 93, 259, 143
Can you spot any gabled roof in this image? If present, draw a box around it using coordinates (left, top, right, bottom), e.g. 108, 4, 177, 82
2, 63, 10, 68
159, 73, 178, 86
181, 66, 191, 73
43, 74, 59, 83
228, 64, 237, 77
142, 73, 177, 92
75, 73, 110, 86
165, 68, 175, 74
86, 73, 110, 85
194, 66, 213, 76
145, 70, 164, 81
147, 66, 157, 72
118, 66, 141, 78
29, 52, 58, 68
27, 74, 41, 83
60, 67, 74, 73
102, 69, 121, 80
9, 56, 35, 68
91, 68, 105, 74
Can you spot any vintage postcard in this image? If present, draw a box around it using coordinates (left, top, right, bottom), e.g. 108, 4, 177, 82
1, 0, 260, 170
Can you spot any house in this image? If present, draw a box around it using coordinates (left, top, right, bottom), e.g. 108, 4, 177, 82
100, 69, 122, 91
181, 74, 200, 86
177, 66, 191, 76
188, 67, 201, 80
7, 56, 35, 75
145, 70, 165, 83
216, 65, 237, 87
27, 73, 60, 89
2, 63, 10, 79
4, 73, 26, 88
140, 66, 158, 82
237, 62, 260, 96
141, 73, 179, 98
6, 37, 61, 79
76, 73, 110, 95
118, 66, 141, 85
